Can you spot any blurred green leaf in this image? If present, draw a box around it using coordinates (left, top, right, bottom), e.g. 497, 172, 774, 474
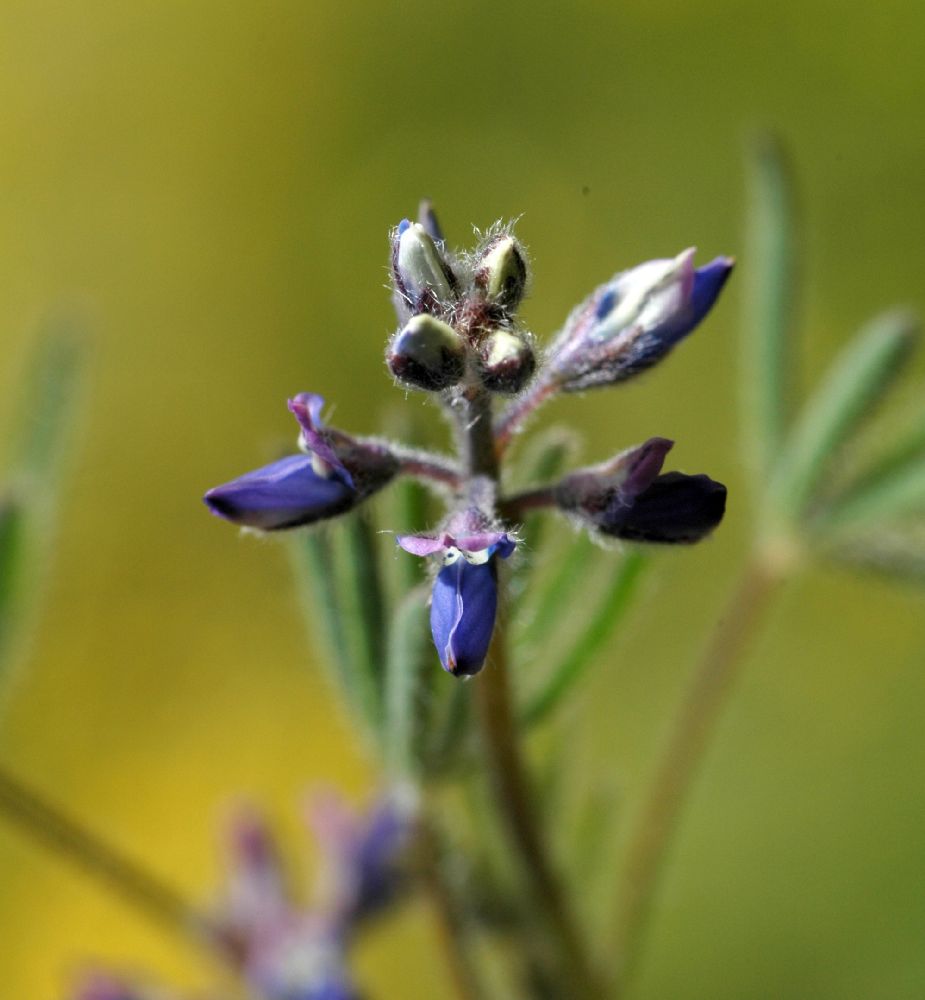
291, 520, 385, 734
514, 532, 595, 655
0, 325, 85, 687
742, 133, 799, 483
509, 427, 580, 614
830, 532, 925, 586
423, 675, 474, 778
819, 413, 925, 534
384, 586, 432, 777
332, 512, 388, 733
769, 309, 919, 528
521, 548, 648, 728
0, 500, 27, 673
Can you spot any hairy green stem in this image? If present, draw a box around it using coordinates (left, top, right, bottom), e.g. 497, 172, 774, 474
461, 388, 600, 997
611, 556, 783, 996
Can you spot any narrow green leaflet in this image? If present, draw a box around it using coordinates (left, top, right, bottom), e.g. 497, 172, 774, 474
820, 415, 925, 534
291, 530, 349, 671
332, 512, 388, 732
521, 548, 648, 728
384, 586, 432, 777
769, 309, 919, 527
290, 520, 385, 734
742, 133, 799, 483
514, 532, 596, 654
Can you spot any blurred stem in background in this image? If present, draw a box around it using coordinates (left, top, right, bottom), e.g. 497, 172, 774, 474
610, 134, 923, 996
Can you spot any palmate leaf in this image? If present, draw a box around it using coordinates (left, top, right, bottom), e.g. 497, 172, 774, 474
768, 309, 919, 529
521, 548, 649, 728
742, 133, 799, 484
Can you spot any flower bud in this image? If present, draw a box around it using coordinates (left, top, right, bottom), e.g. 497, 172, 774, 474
392, 220, 457, 313
477, 329, 536, 394
555, 438, 726, 543
387, 314, 467, 391
474, 236, 528, 311
548, 249, 734, 392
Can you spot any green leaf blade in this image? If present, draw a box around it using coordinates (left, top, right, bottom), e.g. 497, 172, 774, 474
521, 548, 649, 728
742, 133, 799, 483
770, 309, 919, 527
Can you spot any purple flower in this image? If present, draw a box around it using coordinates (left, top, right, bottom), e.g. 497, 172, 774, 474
204, 394, 398, 531
398, 530, 516, 676
308, 789, 413, 926
555, 438, 726, 543
547, 249, 734, 391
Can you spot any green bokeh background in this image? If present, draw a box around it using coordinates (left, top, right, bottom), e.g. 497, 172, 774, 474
1, 1, 924, 997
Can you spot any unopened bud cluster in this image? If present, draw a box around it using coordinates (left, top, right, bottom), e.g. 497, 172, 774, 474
387, 221, 534, 396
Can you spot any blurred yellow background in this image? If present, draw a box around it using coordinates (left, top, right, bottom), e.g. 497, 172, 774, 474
1, 1, 924, 997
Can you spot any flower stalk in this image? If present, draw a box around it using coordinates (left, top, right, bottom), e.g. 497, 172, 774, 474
610, 553, 785, 996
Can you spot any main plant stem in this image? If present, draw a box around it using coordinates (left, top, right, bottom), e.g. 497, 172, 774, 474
461, 388, 599, 996
611, 554, 783, 997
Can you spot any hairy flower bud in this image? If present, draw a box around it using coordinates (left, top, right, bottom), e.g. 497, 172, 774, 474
547, 249, 733, 391
555, 437, 726, 543
477, 329, 536, 394
387, 314, 467, 391
392, 220, 457, 314
474, 235, 528, 311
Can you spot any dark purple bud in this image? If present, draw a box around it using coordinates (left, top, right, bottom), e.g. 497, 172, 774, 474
599, 471, 727, 543
387, 314, 467, 391
204, 455, 356, 530
473, 235, 529, 311
548, 250, 734, 392
555, 438, 726, 543
476, 329, 536, 394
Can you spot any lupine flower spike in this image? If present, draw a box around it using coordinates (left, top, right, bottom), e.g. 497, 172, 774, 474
205, 201, 731, 675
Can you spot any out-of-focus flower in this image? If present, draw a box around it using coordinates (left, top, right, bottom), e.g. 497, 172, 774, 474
71, 974, 147, 1000
554, 437, 726, 543
204, 394, 398, 531
546, 249, 733, 392
398, 528, 516, 676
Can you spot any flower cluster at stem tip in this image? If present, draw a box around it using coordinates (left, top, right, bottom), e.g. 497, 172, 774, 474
205, 201, 733, 676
